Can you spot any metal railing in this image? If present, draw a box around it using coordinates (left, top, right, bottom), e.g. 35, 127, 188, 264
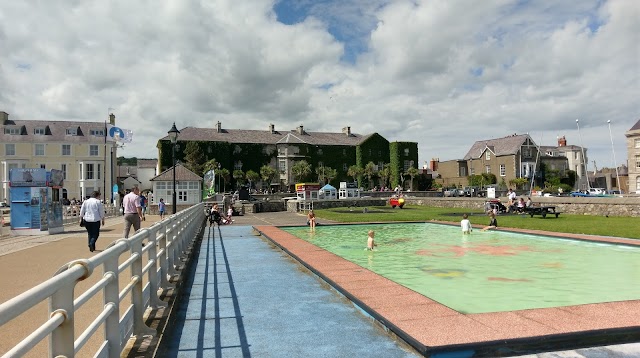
0, 203, 205, 358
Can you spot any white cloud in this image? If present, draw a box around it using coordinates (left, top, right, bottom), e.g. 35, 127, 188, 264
0, 0, 637, 170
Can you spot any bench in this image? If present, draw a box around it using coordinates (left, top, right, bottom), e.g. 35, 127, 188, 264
524, 206, 562, 218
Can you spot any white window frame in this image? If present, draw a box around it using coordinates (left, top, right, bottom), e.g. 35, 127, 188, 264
636, 155, 640, 169
5, 143, 15, 156
485, 165, 491, 174
66, 128, 77, 136
34, 128, 46, 135
86, 163, 95, 179
485, 152, 491, 160
89, 145, 99, 156
61, 164, 67, 180
35, 143, 45, 156
62, 144, 71, 156
500, 164, 506, 176
4, 127, 20, 135
635, 139, 640, 148
90, 129, 105, 136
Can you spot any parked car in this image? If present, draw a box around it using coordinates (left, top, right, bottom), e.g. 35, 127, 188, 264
463, 186, 480, 197
588, 188, 605, 195
444, 187, 464, 197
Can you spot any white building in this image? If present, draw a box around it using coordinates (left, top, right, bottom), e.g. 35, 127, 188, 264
150, 163, 202, 209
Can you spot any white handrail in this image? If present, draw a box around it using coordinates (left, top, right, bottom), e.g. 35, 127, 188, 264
0, 203, 205, 358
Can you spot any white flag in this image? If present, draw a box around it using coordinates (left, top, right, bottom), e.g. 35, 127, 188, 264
106, 124, 133, 143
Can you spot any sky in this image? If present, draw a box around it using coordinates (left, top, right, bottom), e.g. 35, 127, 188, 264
0, 0, 638, 171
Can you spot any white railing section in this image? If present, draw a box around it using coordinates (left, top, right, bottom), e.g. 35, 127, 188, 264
0, 203, 206, 358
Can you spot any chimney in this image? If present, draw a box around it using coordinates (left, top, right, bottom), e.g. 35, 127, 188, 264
557, 136, 567, 147
430, 158, 439, 171
342, 126, 351, 136
216, 121, 222, 133
0, 111, 8, 123
269, 123, 275, 134
297, 125, 304, 135
109, 113, 115, 125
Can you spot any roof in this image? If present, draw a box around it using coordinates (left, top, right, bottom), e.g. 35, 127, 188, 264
463, 134, 534, 160
160, 126, 373, 146
627, 119, 640, 132
321, 184, 336, 190
151, 163, 202, 182
137, 159, 158, 168
1, 118, 109, 144
118, 165, 138, 177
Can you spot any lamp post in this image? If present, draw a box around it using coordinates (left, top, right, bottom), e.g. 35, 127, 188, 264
576, 119, 590, 191
168, 123, 180, 214
607, 120, 621, 193
217, 162, 221, 194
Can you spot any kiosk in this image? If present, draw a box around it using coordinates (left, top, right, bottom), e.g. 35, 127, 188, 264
338, 182, 360, 199
295, 183, 320, 212
319, 184, 337, 200
9, 168, 64, 235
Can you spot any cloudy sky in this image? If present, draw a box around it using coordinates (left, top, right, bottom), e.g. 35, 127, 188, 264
1, 0, 638, 171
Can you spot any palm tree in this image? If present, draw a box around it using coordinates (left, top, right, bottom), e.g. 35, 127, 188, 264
378, 163, 390, 189
364, 161, 377, 189
325, 167, 337, 185
315, 165, 334, 184
347, 165, 362, 185
220, 168, 230, 192
246, 170, 259, 190
233, 169, 245, 189
260, 165, 276, 190
406, 167, 420, 191
291, 160, 312, 183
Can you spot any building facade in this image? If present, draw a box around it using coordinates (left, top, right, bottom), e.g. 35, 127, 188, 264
156, 122, 418, 191
625, 119, 640, 193
0, 111, 119, 203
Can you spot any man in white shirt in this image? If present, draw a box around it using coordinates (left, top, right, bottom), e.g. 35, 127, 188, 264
507, 188, 517, 212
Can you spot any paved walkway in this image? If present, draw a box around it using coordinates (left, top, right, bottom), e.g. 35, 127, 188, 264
1, 210, 639, 357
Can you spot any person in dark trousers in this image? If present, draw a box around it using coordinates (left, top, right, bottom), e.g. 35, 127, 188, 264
79, 191, 105, 252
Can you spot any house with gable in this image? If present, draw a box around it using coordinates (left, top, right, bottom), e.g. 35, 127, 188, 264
149, 163, 202, 210
155, 122, 418, 191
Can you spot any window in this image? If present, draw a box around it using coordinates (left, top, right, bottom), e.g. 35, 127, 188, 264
86, 164, 94, 179
343, 163, 347, 171
35, 144, 45, 156
178, 191, 187, 202
459, 167, 466, 177
368, 149, 372, 156
97, 164, 101, 180
485, 152, 491, 160
89, 145, 99, 156
62, 144, 71, 156
40, 164, 46, 169
5, 143, 15, 156
66, 128, 77, 135
61, 164, 67, 180
90, 129, 105, 136
470, 167, 475, 175
636, 139, 640, 148
378, 150, 381, 156
522, 148, 532, 158
404, 148, 409, 157
4, 127, 20, 135
34, 128, 46, 135
234, 161, 243, 170
157, 182, 166, 189
343, 149, 346, 155
317, 148, 323, 155
278, 159, 286, 174
500, 164, 506, 176
636, 155, 640, 169
485, 165, 491, 174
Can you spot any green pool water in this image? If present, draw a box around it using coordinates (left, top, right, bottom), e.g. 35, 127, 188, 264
282, 223, 640, 313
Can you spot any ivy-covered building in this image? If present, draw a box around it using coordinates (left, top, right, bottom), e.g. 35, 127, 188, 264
156, 122, 418, 191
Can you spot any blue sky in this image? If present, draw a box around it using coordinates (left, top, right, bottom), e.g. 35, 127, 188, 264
0, 0, 637, 171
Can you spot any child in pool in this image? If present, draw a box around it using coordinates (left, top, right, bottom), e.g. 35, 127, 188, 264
460, 213, 472, 234
366, 230, 377, 250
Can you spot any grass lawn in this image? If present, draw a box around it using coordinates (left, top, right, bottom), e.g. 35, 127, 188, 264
313, 205, 640, 240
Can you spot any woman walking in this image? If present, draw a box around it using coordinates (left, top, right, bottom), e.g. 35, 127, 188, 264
79, 191, 106, 252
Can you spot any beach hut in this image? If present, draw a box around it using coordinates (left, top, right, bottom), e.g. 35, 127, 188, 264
320, 184, 337, 199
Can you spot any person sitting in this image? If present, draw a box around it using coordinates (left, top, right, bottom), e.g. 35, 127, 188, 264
307, 210, 316, 231
482, 212, 498, 231
516, 198, 526, 213
208, 204, 222, 227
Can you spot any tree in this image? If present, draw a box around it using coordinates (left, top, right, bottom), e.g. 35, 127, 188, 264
260, 165, 276, 189
315, 165, 334, 184
405, 167, 420, 191
220, 168, 230, 192
509, 177, 529, 190
246, 170, 259, 190
183, 142, 205, 176
378, 163, 390, 189
324, 167, 337, 185
363, 161, 377, 189
291, 160, 312, 183
347, 165, 362, 184
233, 169, 245, 188
202, 159, 219, 174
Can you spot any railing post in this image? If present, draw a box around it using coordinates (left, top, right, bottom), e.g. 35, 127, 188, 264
171, 217, 182, 270
146, 226, 167, 308
49, 281, 75, 357
158, 219, 173, 289
130, 230, 156, 336
166, 217, 179, 277
103, 244, 122, 358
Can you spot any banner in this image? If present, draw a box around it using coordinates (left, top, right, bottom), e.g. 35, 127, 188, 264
106, 124, 133, 143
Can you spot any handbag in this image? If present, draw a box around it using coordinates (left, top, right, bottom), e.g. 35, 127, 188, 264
80, 218, 86, 227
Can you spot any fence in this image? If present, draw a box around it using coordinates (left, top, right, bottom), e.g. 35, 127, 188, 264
0, 203, 205, 357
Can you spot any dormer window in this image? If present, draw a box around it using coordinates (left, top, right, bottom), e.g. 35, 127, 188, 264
34, 128, 46, 135
66, 128, 77, 135
4, 127, 20, 135
485, 152, 491, 160
90, 129, 105, 136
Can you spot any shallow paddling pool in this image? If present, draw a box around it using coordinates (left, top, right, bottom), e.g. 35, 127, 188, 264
282, 223, 640, 314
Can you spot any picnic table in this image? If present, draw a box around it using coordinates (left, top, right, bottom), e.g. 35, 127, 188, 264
524, 205, 562, 218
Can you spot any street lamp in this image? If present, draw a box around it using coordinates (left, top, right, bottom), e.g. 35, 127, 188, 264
607, 120, 621, 193
576, 119, 590, 191
217, 162, 221, 194
168, 123, 180, 214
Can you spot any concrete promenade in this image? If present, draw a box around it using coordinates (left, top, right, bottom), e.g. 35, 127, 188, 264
0, 211, 639, 357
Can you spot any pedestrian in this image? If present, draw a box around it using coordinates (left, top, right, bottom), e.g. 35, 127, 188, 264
139, 193, 147, 221
123, 187, 143, 238
460, 213, 472, 234
366, 230, 377, 250
79, 191, 105, 252
158, 198, 166, 220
